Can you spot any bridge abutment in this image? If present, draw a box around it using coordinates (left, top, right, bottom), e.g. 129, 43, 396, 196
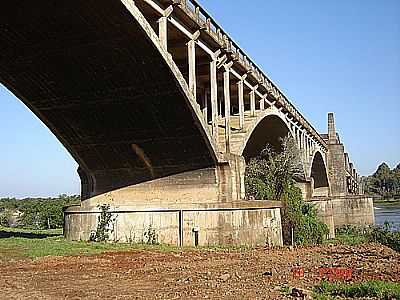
65, 155, 284, 246
312, 196, 375, 238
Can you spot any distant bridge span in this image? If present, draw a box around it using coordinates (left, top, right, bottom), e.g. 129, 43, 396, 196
1, 0, 370, 245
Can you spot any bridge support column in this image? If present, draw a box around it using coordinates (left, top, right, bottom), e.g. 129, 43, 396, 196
260, 95, 265, 111
250, 89, 256, 117
202, 91, 208, 124
298, 129, 302, 151
223, 63, 233, 153
158, 16, 168, 50
188, 39, 197, 99
297, 129, 301, 150
305, 135, 309, 162
304, 132, 309, 163
238, 80, 244, 129
326, 113, 347, 196
210, 59, 219, 146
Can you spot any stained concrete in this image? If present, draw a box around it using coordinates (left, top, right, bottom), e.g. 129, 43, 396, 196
64, 202, 283, 247
312, 196, 375, 237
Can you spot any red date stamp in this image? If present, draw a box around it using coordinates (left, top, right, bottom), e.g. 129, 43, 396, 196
292, 267, 305, 278
318, 267, 353, 281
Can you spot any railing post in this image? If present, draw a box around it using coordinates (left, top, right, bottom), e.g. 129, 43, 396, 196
187, 39, 196, 99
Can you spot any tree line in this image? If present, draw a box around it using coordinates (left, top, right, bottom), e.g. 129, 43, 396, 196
363, 163, 400, 200
0, 194, 80, 229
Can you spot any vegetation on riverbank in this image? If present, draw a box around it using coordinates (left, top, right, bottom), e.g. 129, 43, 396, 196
363, 162, 400, 200
245, 136, 328, 245
0, 195, 79, 229
332, 224, 400, 252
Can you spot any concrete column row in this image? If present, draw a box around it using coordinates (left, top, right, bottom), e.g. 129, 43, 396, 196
157, 12, 311, 155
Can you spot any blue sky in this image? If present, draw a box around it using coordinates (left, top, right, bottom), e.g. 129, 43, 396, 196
0, 0, 399, 198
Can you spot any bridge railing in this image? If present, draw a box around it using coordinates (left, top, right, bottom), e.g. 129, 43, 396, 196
177, 0, 327, 149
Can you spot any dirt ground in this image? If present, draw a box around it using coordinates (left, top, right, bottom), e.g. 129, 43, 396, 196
0, 243, 399, 299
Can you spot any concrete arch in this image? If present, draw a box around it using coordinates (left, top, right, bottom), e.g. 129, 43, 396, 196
309, 150, 330, 197
239, 110, 291, 158
239, 110, 307, 178
0, 1, 217, 200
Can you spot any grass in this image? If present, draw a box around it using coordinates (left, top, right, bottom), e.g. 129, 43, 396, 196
314, 280, 400, 300
326, 232, 368, 246
0, 226, 254, 260
0, 226, 183, 260
325, 225, 368, 246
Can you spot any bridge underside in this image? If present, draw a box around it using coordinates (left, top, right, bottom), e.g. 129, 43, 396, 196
0, 1, 215, 198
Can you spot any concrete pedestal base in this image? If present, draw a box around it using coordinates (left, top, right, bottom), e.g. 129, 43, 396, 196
312, 196, 375, 238
64, 201, 283, 247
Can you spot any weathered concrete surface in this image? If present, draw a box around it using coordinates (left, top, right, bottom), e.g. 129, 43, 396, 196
312, 199, 335, 238
323, 113, 360, 196
331, 197, 375, 228
64, 201, 283, 247
81, 154, 246, 207
312, 196, 375, 237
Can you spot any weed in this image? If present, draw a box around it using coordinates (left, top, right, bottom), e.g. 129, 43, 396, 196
314, 280, 400, 300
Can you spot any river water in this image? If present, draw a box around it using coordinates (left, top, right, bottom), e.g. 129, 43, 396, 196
374, 203, 400, 230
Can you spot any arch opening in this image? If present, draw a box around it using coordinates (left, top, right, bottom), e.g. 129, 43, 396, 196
242, 115, 291, 162
310, 152, 329, 196
242, 114, 308, 200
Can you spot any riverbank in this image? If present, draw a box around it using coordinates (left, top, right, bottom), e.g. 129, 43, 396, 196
0, 227, 399, 299
374, 199, 400, 205
0, 243, 398, 299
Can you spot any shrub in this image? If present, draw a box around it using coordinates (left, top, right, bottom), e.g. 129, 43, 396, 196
245, 136, 329, 245
282, 185, 329, 245
144, 224, 159, 245
367, 222, 400, 252
95, 204, 115, 242
335, 223, 400, 252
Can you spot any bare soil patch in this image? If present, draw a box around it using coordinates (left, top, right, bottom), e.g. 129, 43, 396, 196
0, 243, 399, 299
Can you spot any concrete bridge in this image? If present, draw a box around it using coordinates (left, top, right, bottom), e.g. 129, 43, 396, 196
0, 0, 372, 246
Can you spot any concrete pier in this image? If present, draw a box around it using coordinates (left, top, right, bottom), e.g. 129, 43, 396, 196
65, 201, 283, 247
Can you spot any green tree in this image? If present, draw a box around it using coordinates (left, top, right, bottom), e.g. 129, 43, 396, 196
1, 195, 80, 229
364, 162, 400, 199
245, 136, 328, 245
245, 136, 303, 201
